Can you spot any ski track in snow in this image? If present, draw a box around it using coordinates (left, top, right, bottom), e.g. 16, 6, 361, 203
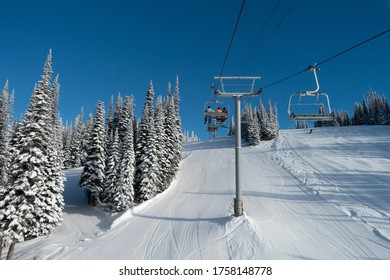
272, 127, 390, 246
11, 127, 390, 260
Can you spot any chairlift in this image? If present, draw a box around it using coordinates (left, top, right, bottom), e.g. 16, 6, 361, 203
203, 100, 229, 126
287, 67, 334, 121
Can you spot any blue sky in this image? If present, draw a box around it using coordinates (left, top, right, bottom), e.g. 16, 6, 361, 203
1, 0, 390, 140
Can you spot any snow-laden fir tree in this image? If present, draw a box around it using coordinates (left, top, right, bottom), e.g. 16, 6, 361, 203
263, 100, 278, 140
154, 95, 169, 193
64, 109, 84, 168
117, 96, 136, 205
137, 115, 160, 202
80, 113, 93, 165
228, 116, 235, 136
79, 101, 106, 206
135, 81, 154, 198
351, 91, 390, 126
135, 81, 159, 201
104, 96, 136, 211
241, 104, 250, 140
182, 130, 200, 143
61, 119, 72, 166
246, 105, 261, 145
172, 76, 183, 172
241, 99, 279, 145
50, 75, 60, 121
43, 73, 65, 233
0, 50, 64, 259
0, 81, 13, 189
163, 98, 181, 187
102, 128, 121, 204
113, 95, 123, 135
352, 102, 364, 125
106, 95, 115, 140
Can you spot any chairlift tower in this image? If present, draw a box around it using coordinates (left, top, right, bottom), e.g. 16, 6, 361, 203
213, 76, 262, 217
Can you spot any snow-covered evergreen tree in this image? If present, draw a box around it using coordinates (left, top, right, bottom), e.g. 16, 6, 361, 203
64, 109, 84, 168
50, 74, 60, 121
104, 96, 136, 211
135, 82, 158, 201
79, 101, 106, 206
106, 95, 115, 139
137, 116, 159, 202
228, 116, 235, 136
242, 99, 279, 144
102, 128, 121, 203
117, 96, 136, 208
172, 76, 183, 172
80, 113, 93, 166
352, 102, 363, 125
154, 95, 168, 192
241, 104, 250, 140
0, 50, 64, 258
113, 95, 123, 134
182, 130, 200, 143
164, 98, 181, 187
0, 81, 13, 189
351, 92, 390, 126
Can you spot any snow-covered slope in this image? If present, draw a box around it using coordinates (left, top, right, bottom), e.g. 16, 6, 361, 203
12, 126, 390, 259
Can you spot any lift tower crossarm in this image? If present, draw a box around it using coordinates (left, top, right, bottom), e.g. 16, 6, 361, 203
213, 76, 262, 97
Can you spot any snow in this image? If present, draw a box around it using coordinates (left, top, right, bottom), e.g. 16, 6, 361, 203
10, 126, 390, 260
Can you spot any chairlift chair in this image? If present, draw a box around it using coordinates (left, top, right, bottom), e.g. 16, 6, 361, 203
203, 100, 229, 125
287, 67, 334, 121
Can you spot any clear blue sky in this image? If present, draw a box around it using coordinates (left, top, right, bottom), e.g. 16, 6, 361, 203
1, 0, 390, 140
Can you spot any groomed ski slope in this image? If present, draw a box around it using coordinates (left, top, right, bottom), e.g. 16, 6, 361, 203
13, 126, 390, 259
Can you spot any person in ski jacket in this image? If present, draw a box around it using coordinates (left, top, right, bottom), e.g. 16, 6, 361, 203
216, 107, 223, 120
204, 106, 214, 123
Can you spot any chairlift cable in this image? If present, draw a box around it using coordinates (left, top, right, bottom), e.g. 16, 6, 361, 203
260, 27, 390, 91
252, 0, 299, 62
315, 27, 390, 67
216, 0, 246, 87
244, 0, 283, 64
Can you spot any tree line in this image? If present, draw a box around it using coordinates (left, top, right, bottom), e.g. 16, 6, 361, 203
0, 51, 183, 259
232, 99, 279, 145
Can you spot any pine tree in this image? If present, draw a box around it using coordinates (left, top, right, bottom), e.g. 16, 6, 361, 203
246, 105, 261, 145
362, 98, 369, 125
154, 95, 168, 193
102, 128, 121, 203
80, 113, 93, 166
352, 102, 363, 125
114, 95, 136, 209
135, 82, 162, 201
79, 101, 106, 206
164, 98, 180, 187
50, 74, 60, 121
135, 81, 155, 200
241, 104, 250, 140
0, 81, 13, 189
64, 109, 84, 168
266, 100, 278, 139
137, 116, 159, 202
0, 50, 64, 258
228, 116, 235, 136
104, 96, 136, 211
172, 76, 183, 173
106, 95, 115, 139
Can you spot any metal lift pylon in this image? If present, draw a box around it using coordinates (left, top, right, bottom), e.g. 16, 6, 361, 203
213, 76, 262, 217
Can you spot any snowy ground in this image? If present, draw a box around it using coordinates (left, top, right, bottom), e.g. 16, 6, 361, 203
11, 126, 390, 260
